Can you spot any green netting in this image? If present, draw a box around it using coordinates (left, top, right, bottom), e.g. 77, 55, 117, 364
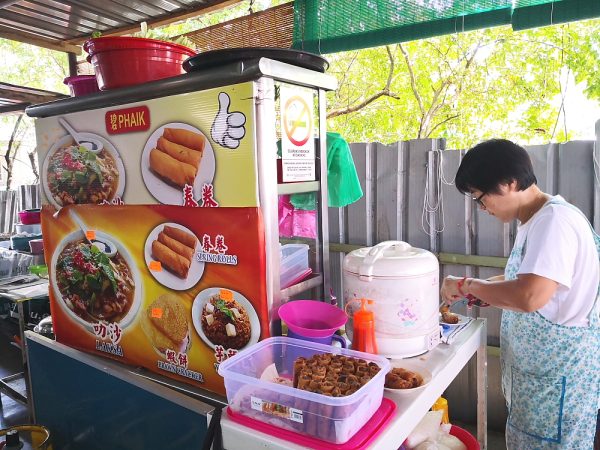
512, 0, 600, 29
293, 0, 512, 54
293, 0, 599, 54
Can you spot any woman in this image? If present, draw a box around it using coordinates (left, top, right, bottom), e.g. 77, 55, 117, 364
441, 139, 600, 449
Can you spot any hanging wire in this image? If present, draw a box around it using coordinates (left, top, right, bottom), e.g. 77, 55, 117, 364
421, 150, 456, 236
593, 145, 600, 188
248, 0, 254, 15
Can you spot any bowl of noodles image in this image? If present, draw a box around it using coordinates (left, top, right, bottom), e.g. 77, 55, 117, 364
42, 134, 125, 208
50, 230, 142, 331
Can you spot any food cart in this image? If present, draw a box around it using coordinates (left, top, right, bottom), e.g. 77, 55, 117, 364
24, 53, 487, 448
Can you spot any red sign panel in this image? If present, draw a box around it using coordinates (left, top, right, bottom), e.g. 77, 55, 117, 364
105, 106, 150, 135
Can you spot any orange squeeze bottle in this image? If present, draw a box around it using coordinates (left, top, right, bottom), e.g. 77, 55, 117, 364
352, 298, 378, 354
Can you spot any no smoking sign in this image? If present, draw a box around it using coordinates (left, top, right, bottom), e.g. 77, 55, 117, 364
283, 95, 312, 147
280, 87, 316, 182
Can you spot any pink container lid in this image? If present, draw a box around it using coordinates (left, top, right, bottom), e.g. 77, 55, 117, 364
227, 397, 396, 449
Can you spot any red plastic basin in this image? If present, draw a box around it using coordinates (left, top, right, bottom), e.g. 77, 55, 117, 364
83, 37, 195, 90
450, 425, 480, 450
63, 75, 100, 96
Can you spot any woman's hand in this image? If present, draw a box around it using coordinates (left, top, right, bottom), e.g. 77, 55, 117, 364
440, 275, 466, 304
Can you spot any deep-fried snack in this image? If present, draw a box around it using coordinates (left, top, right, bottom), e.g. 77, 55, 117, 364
385, 367, 424, 389
149, 148, 196, 187
151, 240, 191, 278
163, 128, 206, 151
163, 225, 197, 250
158, 231, 194, 261
157, 137, 203, 169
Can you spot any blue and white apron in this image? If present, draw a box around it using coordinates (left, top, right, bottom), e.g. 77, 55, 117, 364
501, 199, 600, 449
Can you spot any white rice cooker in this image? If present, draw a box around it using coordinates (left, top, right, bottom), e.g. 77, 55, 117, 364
343, 241, 441, 358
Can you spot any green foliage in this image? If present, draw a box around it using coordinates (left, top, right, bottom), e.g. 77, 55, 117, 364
326, 18, 600, 148
0, 39, 68, 93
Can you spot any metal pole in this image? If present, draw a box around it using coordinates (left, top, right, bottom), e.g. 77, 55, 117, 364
67, 52, 78, 77
476, 319, 488, 449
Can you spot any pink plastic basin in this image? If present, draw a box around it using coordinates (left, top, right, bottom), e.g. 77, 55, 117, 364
63, 75, 100, 96
279, 300, 347, 338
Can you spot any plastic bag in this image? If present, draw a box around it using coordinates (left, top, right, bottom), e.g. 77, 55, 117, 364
277, 132, 363, 210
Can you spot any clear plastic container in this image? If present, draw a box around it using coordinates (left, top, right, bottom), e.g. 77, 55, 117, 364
280, 244, 309, 288
218, 336, 390, 444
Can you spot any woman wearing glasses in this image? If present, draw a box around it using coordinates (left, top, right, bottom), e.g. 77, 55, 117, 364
440, 139, 599, 450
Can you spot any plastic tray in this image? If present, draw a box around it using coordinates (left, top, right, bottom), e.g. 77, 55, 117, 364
280, 244, 309, 289
227, 397, 397, 449
218, 336, 390, 444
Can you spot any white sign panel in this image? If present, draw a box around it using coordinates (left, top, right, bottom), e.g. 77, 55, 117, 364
280, 86, 315, 182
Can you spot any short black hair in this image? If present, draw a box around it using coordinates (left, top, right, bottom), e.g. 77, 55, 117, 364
455, 139, 537, 195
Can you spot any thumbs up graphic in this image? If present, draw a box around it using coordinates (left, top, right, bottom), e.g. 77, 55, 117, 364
211, 92, 246, 149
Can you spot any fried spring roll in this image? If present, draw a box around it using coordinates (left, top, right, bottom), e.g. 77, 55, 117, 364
158, 232, 194, 261
152, 240, 191, 278
157, 137, 203, 169
149, 149, 196, 188
297, 373, 312, 390
163, 225, 197, 250
163, 128, 206, 151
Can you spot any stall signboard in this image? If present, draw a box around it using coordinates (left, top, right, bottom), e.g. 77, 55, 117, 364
35, 82, 257, 209
41, 204, 268, 395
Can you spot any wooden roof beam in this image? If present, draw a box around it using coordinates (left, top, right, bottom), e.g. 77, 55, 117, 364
0, 83, 67, 105
66, 0, 243, 44
0, 27, 81, 54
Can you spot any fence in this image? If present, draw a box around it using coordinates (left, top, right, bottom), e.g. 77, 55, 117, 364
0, 184, 41, 235
328, 122, 599, 429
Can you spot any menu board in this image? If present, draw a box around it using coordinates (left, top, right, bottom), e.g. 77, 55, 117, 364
41, 204, 268, 395
35, 82, 257, 208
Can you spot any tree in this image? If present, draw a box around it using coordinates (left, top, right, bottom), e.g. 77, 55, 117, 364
0, 39, 68, 190
2, 114, 24, 190
326, 19, 600, 149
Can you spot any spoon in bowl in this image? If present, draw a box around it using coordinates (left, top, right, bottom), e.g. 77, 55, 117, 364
69, 210, 117, 258
58, 117, 103, 153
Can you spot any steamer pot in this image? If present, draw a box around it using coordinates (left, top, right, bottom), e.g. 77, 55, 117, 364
343, 241, 441, 358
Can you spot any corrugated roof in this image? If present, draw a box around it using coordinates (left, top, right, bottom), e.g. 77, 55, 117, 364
0, 0, 241, 54
0, 82, 67, 114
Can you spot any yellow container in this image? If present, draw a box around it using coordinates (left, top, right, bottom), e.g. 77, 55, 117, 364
431, 396, 450, 424
0, 425, 51, 449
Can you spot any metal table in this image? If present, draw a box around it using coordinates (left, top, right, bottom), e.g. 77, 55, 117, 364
0, 279, 49, 420
213, 319, 488, 449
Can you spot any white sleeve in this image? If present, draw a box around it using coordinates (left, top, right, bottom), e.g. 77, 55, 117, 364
517, 211, 577, 288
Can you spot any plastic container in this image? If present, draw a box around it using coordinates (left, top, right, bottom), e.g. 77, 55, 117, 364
14, 223, 41, 234
18, 209, 41, 225
218, 336, 390, 444
227, 398, 397, 449
83, 36, 196, 90
29, 239, 44, 255
280, 244, 309, 289
10, 234, 42, 251
63, 75, 100, 96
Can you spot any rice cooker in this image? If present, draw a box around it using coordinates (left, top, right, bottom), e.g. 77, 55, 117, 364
343, 241, 440, 358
